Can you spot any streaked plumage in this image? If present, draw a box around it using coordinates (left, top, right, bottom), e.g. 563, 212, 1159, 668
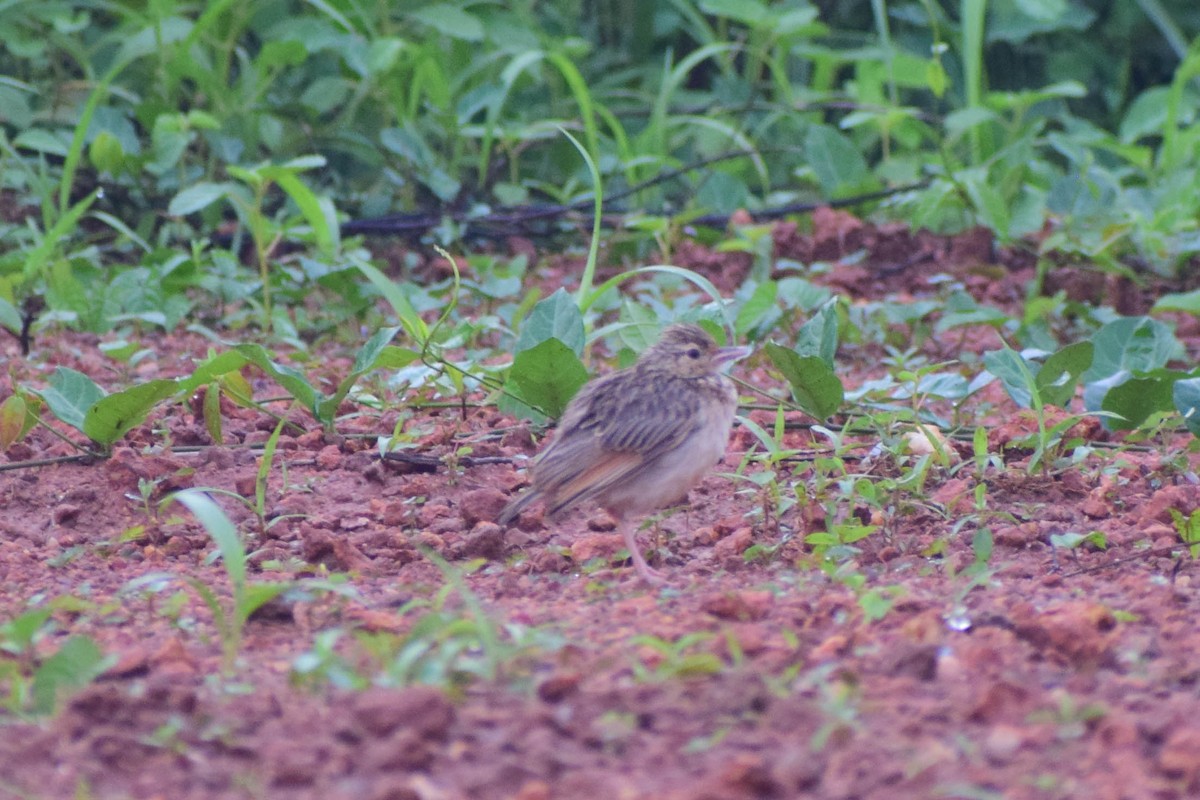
499, 323, 750, 584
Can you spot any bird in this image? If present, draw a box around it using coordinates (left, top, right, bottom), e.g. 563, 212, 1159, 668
498, 322, 751, 585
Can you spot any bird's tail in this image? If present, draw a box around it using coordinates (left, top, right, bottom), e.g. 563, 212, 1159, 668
497, 488, 539, 526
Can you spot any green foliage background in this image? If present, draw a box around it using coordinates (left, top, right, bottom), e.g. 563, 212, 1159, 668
3, 0, 1200, 296
2, 0, 1200, 440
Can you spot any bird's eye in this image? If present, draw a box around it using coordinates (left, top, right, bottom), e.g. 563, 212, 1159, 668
686, 347, 702, 359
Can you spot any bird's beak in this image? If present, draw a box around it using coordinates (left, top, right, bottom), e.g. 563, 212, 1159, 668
715, 345, 753, 366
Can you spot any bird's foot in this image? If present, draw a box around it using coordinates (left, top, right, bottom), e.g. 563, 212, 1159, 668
632, 558, 676, 587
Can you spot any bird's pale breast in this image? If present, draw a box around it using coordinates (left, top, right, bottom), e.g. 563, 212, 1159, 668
594, 373, 738, 515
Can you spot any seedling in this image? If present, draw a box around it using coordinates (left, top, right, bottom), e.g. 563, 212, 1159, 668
1170, 508, 1200, 558
630, 632, 723, 682
0, 605, 113, 718
169, 489, 292, 673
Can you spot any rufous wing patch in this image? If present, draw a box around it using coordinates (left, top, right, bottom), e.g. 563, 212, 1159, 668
547, 450, 643, 515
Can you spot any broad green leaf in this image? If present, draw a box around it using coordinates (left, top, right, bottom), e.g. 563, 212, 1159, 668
178, 351, 252, 397
699, 0, 768, 25
0, 296, 21, 333
765, 343, 844, 420
1173, 377, 1200, 436
944, 106, 1000, 136
13, 128, 69, 156
30, 635, 112, 716
0, 395, 28, 450
168, 182, 231, 216
804, 124, 872, 196
794, 299, 839, 366
585, 265, 732, 325
36, 367, 106, 433
935, 290, 1009, 332
0, 607, 53, 654
500, 338, 589, 421
962, 172, 1011, 238
1101, 373, 1180, 430
735, 280, 777, 338
515, 289, 585, 355
372, 346, 423, 369
696, 170, 751, 215
352, 327, 404, 373
315, 329, 413, 425
1013, 0, 1066, 22
1152, 288, 1200, 315
234, 344, 319, 410
617, 302, 661, 353
1084, 316, 1178, 383
982, 348, 1035, 409
410, 4, 484, 41
1120, 86, 1172, 144
776, 277, 832, 312
1035, 341, 1093, 408
83, 379, 178, 444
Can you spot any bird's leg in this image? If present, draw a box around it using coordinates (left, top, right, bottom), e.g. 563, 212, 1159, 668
620, 517, 669, 586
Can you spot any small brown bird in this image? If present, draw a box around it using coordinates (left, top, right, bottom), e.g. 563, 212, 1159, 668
498, 323, 751, 585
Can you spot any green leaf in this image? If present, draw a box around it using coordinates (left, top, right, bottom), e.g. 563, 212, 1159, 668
31, 636, 111, 716
314, 328, 410, 427
1101, 372, 1181, 430
1084, 316, 1179, 383
961, 170, 1011, 238
516, 289, 585, 355
936, 290, 1010, 332
233, 344, 318, 410
0, 395, 28, 450
0, 608, 53, 655
36, 367, 106, 433
1152, 288, 1200, 315
256, 419, 285, 518
699, 0, 769, 25
764, 343, 844, 420
804, 124, 873, 196
983, 347, 1037, 409
1035, 341, 1093, 408
239, 582, 292, 624
23, 191, 99, 282
500, 338, 589, 421
0, 296, 21, 333
168, 182, 232, 216
82, 379, 178, 444
1173, 377, 1200, 436
172, 490, 247, 590
178, 351, 252, 397
618, 302, 661, 353
204, 381, 223, 445
372, 346, 423, 369
260, 163, 335, 255
353, 259, 429, 343
410, 4, 484, 41
794, 299, 839, 366
735, 280, 777, 338
351, 327, 404, 374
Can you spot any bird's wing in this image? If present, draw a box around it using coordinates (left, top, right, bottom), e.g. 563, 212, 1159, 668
542, 449, 644, 516
592, 374, 703, 454
534, 372, 703, 515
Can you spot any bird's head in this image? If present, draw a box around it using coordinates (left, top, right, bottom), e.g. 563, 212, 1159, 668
640, 323, 752, 379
